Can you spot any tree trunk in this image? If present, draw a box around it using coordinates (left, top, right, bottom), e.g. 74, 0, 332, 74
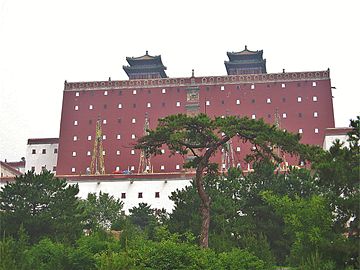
195, 162, 211, 248
199, 197, 210, 248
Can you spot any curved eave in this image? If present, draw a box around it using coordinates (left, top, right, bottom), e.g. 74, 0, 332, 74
227, 50, 263, 61
224, 59, 266, 66
126, 55, 164, 66
123, 65, 167, 78
123, 65, 167, 71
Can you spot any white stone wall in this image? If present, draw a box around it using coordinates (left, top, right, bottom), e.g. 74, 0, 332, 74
25, 143, 59, 174
323, 134, 349, 150
68, 178, 192, 214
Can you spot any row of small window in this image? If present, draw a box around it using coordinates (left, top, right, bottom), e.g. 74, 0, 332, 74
75, 101, 182, 111
72, 147, 240, 157
219, 82, 317, 91
30, 165, 56, 171
72, 149, 165, 156
76, 88, 169, 97
74, 96, 319, 111
249, 112, 319, 120
32, 148, 58, 154
121, 192, 160, 199
73, 111, 320, 128
70, 164, 181, 173
74, 82, 318, 97
73, 134, 137, 141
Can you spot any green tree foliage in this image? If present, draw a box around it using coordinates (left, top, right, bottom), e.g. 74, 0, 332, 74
312, 117, 359, 234
94, 240, 268, 270
262, 192, 335, 266
81, 191, 124, 231
310, 116, 360, 269
136, 113, 314, 247
0, 170, 82, 243
168, 162, 319, 265
129, 203, 157, 230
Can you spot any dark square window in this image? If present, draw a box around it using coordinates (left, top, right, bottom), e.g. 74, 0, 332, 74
41, 165, 46, 171
206, 87, 210, 91
237, 85, 240, 90
252, 99, 255, 104
118, 90, 122, 95
138, 192, 143, 198
267, 84, 271, 88
117, 118, 122, 123
267, 114, 271, 118
89, 119, 92, 125
282, 97, 286, 102
162, 102, 165, 107
31, 166, 35, 171
133, 104, 136, 108
32, 149, 36, 154
221, 100, 225, 105
155, 192, 160, 198
121, 193, 126, 199
54, 148, 58, 154
42, 149, 46, 154
103, 104, 107, 109
52, 166, 57, 171
298, 113, 303, 118
148, 89, 151, 94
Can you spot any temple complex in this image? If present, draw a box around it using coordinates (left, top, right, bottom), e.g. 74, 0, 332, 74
56, 48, 335, 176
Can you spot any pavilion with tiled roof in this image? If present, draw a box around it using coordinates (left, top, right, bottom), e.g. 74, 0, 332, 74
224, 45, 267, 75
123, 51, 167, 79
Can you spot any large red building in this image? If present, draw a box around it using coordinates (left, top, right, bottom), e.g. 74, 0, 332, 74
57, 47, 335, 176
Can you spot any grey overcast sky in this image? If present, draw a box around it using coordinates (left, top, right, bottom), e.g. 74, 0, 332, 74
0, 0, 359, 161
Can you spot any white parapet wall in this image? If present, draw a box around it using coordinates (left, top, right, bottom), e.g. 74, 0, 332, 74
67, 177, 192, 214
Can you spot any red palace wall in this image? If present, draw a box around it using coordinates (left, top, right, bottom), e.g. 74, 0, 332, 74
57, 70, 335, 175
